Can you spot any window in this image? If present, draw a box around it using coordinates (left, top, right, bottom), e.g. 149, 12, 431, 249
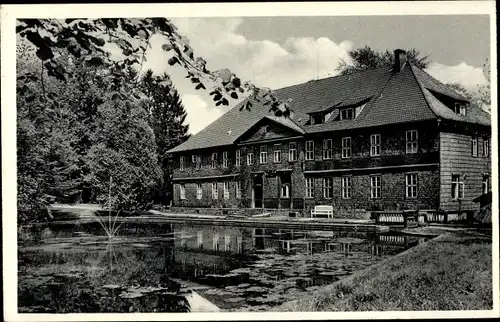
235, 181, 242, 199
323, 177, 332, 199
223, 182, 230, 199
406, 130, 418, 154
323, 139, 332, 160
483, 138, 490, 157
196, 183, 202, 200
305, 178, 314, 198
280, 175, 291, 198
405, 173, 418, 198
370, 134, 381, 157
222, 151, 229, 168
451, 175, 464, 200
179, 156, 185, 171
197, 231, 203, 249
259, 146, 268, 164
340, 108, 354, 120
195, 155, 202, 170
213, 233, 220, 251
341, 176, 352, 199
211, 153, 218, 169
370, 176, 381, 199
247, 152, 254, 165
471, 137, 478, 157
236, 236, 243, 254
482, 175, 490, 195
235, 150, 241, 167
342, 137, 352, 158
180, 184, 186, 199
454, 102, 467, 116
274, 148, 282, 163
305, 141, 314, 160
191, 155, 197, 164
212, 182, 218, 199
224, 234, 231, 251
289, 142, 297, 161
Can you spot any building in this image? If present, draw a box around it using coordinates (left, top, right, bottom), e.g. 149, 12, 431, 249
167, 49, 491, 218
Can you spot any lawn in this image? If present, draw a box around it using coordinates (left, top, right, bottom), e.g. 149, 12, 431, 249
275, 230, 492, 311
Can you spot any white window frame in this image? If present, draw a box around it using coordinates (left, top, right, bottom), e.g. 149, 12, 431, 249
179, 156, 185, 171
406, 130, 418, 154
405, 173, 418, 198
235, 181, 242, 199
341, 137, 352, 158
341, 176, 352, 199
224, 234, 231, 251
305, 140, 314, 160
323, 139, 332, 160
281, 183, 290, 198
211, 152, 218, 169
236, 236, 243, 254
340, 108, 354, 120
196, 183, 202, 200
180, 184, 186, 200
482, 174, 490, 195
222, 151, 229, 168
223, 182, 230, 199
247, 152, 254, 165
454, 102, 467, 116
305, 177, 314, 198
472, 136, 478, 157
483, 137, 490, 157
323, 177, 332, 199
370, 134, 381, 157
197, 231, 203, 249
212, 182, 218, 199
213, 233, 220, 251
235, 149, 241, 167
370, 175, 381, 199
451, 174, 464, 200
289, 142, 297, 161
259, 146, 268, 164
274, 148, 282, 163
191, 155, 197, 164
195, 155, 202, 170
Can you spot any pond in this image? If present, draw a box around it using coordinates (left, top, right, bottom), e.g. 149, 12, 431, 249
18, 221, 431, 313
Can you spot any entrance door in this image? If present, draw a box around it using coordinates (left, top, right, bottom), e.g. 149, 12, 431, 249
252, 175, 263, 208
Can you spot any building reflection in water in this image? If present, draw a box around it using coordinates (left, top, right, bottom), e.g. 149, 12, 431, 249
161, 225, 427, 277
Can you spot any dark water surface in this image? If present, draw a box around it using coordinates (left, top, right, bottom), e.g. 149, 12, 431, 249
18, 221, 431, 313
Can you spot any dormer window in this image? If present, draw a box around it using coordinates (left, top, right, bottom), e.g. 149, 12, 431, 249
340, 108, 354, 120
310, 113, 324, 125
454, 102, 467, 116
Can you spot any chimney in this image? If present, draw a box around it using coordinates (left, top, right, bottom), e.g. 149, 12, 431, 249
393, 49, 407, 73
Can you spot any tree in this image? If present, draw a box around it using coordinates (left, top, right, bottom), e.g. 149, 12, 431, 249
336, 46, 430, 75
140, 69, 190, 205
16, 18, 292, 117
85, 98, 163, 211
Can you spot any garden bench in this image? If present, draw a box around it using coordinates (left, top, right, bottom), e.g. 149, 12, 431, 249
311, 205, 334, 219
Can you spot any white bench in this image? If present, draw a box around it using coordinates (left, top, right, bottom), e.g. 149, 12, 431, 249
311, 205, 334, 218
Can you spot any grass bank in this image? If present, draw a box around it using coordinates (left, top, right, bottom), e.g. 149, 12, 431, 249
275, 230, 492, 311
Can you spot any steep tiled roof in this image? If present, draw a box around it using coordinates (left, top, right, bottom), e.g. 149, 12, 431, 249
168, 62, 491, 153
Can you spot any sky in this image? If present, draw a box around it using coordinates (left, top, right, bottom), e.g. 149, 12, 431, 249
139, 15, 491, 135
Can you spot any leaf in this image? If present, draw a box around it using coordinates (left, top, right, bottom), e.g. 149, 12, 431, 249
161, 43, 173, 52
232, 77, 241, 88
230, 92, 238, 99
167, 56, 179, 66
222, 98, 229, 106
215, 101, 222, 106
36, 46, 54, 61
213, 93, 222, 101
190, 77, 200, 83
85, 57, 104, 67
195, 83, 206, 90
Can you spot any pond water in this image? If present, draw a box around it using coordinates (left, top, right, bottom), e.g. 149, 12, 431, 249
18, 221, 431, 313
